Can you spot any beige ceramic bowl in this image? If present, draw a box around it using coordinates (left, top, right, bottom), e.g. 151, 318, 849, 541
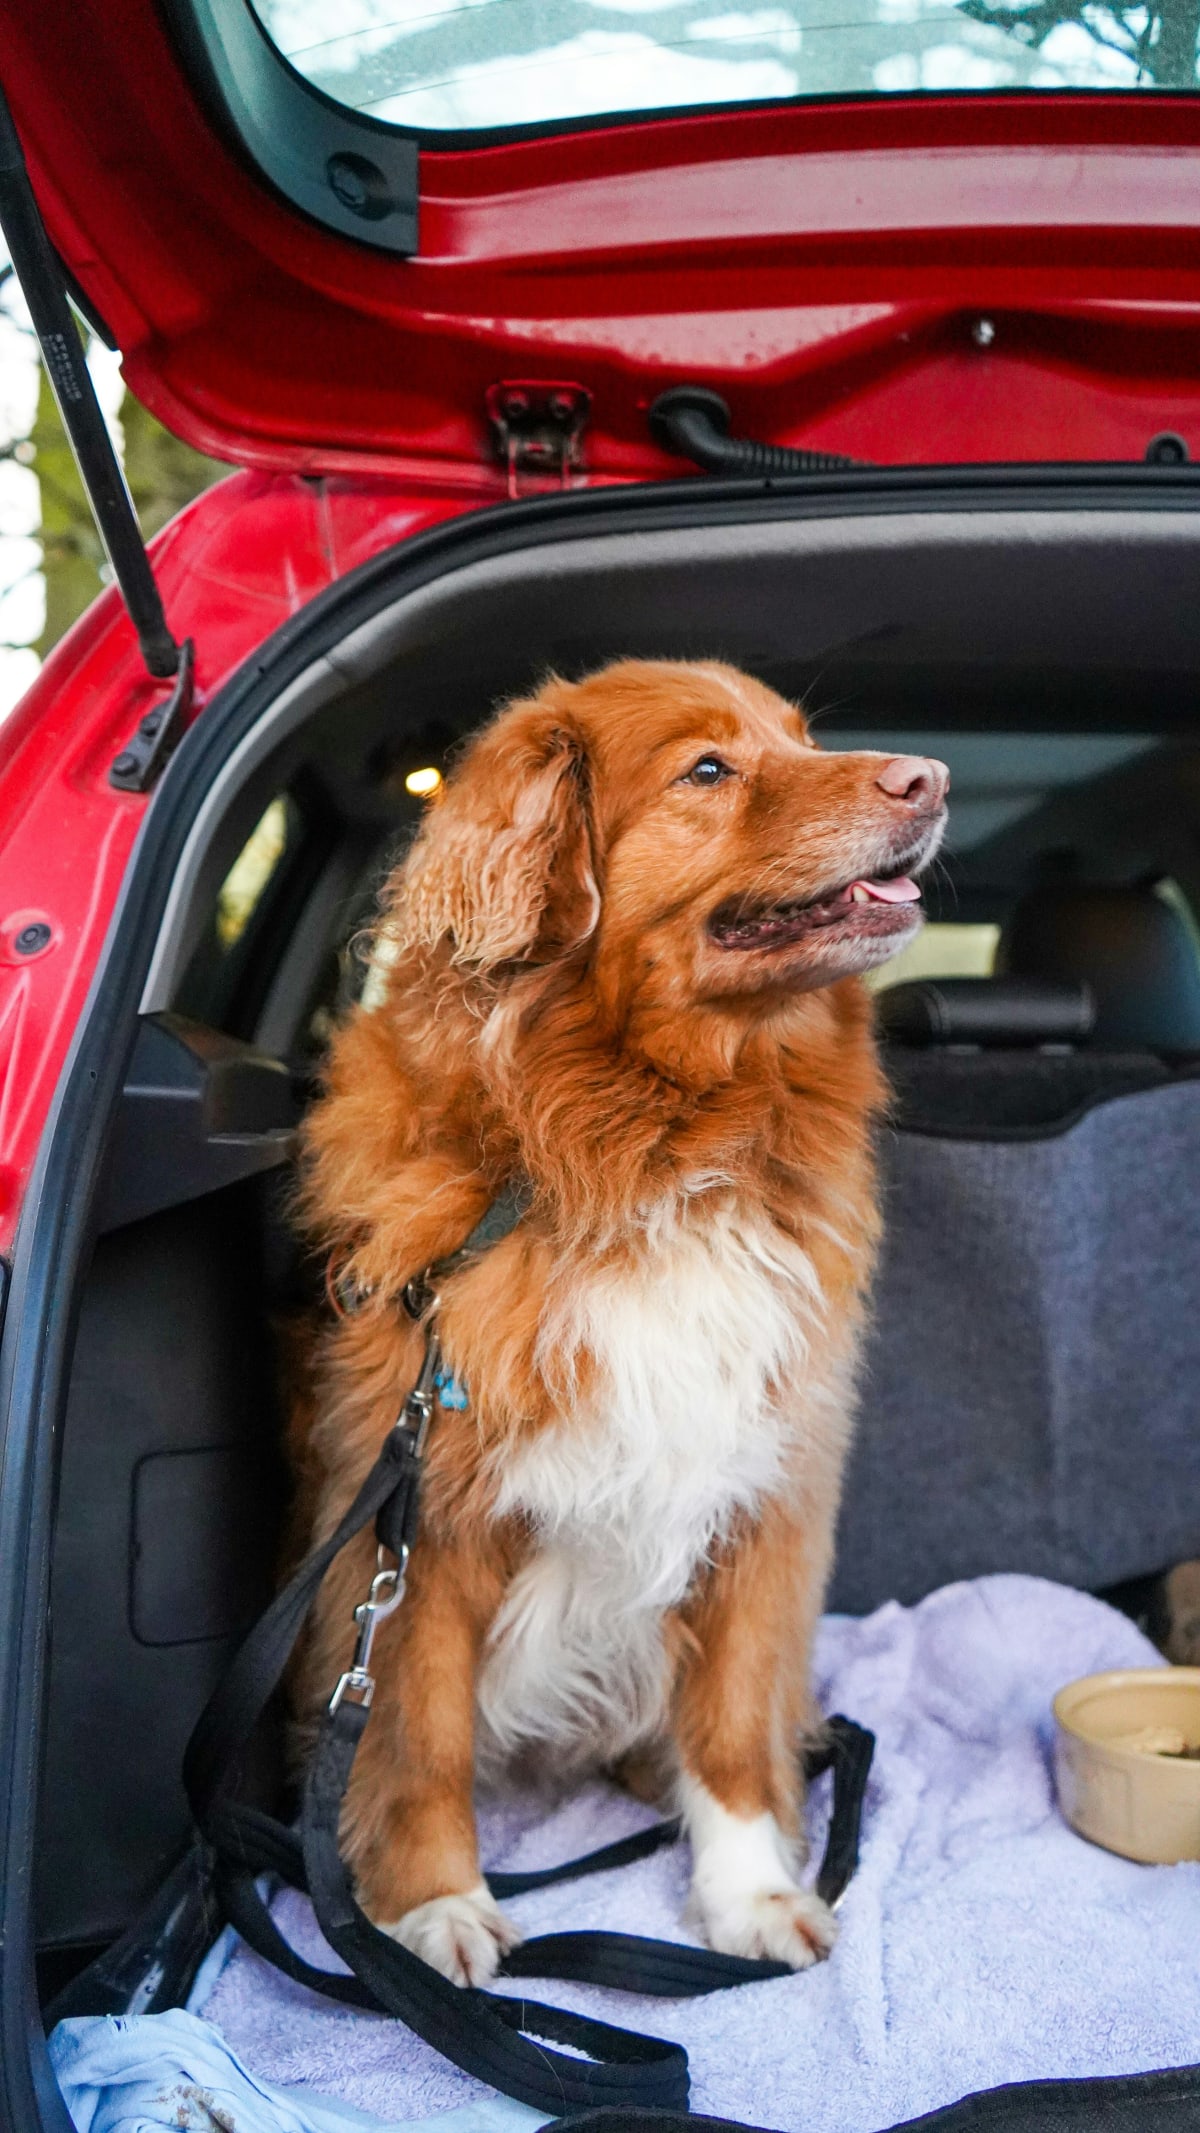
1053, 1668, 1200, 1864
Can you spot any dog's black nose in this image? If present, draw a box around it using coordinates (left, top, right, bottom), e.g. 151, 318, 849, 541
876, 755, 950, 809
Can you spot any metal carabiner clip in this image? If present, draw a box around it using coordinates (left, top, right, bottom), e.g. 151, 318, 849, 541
329, 1543, 409, 1713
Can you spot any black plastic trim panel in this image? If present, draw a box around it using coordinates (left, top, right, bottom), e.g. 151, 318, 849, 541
4, 461, 1200, 2133
162, 0, 418, 256
43, 1848, 218, 2029
97, 1013, 297, 1233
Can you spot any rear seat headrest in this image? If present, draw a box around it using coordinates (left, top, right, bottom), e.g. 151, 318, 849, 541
998, 885, 1200, 1053
877, 976, 1094, 1048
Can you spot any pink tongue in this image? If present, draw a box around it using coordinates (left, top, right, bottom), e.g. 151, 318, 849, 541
851, 875, 921, 903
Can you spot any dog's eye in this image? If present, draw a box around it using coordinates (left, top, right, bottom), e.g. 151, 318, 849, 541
682, 756, 733, 787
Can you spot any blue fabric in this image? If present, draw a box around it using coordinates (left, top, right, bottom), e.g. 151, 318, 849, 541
48, 2010, 546, 2133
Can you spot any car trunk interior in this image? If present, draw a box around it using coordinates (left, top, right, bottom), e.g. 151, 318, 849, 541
30, 492, 1200, 2022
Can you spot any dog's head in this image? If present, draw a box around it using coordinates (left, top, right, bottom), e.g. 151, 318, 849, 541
396, 660, 948, 1013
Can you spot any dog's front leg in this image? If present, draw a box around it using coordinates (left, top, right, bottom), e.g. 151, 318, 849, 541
672, 1494, 837, 1970
334, 1534, 521, 1987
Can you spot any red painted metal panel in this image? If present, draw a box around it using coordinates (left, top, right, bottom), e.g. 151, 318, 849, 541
0, 473, 473, 1252
6, 2, 1200, 478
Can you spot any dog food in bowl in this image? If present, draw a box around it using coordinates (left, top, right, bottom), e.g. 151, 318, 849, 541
1053, 1668, 1200, 1864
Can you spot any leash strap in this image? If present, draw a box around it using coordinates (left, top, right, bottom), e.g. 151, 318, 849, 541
184, 1201, 876, 2115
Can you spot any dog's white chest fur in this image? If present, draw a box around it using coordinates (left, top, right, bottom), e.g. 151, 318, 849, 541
474, 1197, 826, 1769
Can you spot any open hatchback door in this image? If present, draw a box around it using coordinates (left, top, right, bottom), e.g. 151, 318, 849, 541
8, 0, 1200, 485
4, 7, 1200, 2133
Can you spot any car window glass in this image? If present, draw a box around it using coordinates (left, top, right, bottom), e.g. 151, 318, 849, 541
1156, 876, 1200, 959
869, 920, 999, 991
250, 0, 1200, 136
217, 798, 291, 950
176, 792, 311, 1038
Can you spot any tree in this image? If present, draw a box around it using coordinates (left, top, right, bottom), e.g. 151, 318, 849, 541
27, 357, 107, 657
29, 353, 226, 660
0, 264, 226, 662
957, 0, 1200, 86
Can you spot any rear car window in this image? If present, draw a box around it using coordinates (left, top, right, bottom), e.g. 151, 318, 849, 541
175, 787, 336, 1041
869, 920, 1000, 990
250, 0, 1200, 135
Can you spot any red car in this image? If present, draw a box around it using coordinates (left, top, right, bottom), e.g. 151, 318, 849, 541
3, 3, 1200, 2128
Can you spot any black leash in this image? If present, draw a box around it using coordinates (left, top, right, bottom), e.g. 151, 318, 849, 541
184, 1195, 875, 2117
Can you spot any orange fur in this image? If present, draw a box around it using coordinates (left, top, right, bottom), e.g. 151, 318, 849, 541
293, 659, 947, 1979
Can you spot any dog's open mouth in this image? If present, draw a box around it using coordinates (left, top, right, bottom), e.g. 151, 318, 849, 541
710, 868, 922, 952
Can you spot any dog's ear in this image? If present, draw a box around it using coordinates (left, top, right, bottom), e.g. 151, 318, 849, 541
396, 698, 598, 971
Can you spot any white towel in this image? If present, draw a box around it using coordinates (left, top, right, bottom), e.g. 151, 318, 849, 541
195, 1575, 1200, 2131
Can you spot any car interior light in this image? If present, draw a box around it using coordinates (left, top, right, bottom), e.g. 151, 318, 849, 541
405, 766, 442, 796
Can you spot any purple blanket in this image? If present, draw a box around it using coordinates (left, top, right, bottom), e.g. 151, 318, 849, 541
196, 1575, 1200, 2132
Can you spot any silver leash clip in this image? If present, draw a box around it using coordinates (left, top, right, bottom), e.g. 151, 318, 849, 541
400, 1329, 440, 1456
329, 1543, 409, 1713
327, 1316, 439, 1714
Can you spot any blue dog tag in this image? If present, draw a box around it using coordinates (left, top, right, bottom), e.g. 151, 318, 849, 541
434, 1367, 470, 1411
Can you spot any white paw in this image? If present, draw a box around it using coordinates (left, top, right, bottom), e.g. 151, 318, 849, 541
679, 1780, 837, 1972
381, 1883, 522, 1986
693, 1882, 837, 1970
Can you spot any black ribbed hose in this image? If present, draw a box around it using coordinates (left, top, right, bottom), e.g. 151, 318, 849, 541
649, 386, 864, 476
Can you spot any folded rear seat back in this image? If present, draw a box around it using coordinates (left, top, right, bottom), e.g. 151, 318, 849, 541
834, 907, 1200, 1615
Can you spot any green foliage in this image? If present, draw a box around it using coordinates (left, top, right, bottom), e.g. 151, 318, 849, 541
31, 338, 226, 659
30, 359, 105, 658
120, 391, 227, 545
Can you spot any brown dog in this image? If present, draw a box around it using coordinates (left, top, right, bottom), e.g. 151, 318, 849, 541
295, 659, 948, 1986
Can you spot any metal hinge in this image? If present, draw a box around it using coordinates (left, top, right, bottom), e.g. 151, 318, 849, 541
486, 382, 591, 498
110, 638, 196, 794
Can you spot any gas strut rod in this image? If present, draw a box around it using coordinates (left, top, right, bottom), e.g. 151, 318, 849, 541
0, 80, 181, 681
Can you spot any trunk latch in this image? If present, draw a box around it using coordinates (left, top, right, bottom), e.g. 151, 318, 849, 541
486, 382, 591, 498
